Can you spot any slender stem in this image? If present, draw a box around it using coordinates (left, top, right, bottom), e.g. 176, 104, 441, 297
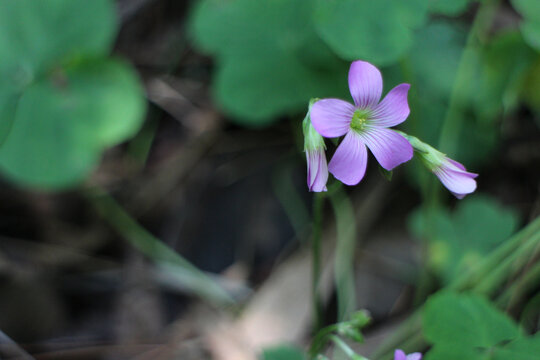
437, 0, 501, 154
85, 186, 235, 306
497, 259, 540, 309
329, 183, 357, 321
329, 335, 368, 360
312, 192, 325, 332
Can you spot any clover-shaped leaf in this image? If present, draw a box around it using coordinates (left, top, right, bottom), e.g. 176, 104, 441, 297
409, 195, 519, 283
428, 0, 474, 16
511, 0, 540, 51
0, 0, 146, 189
423, 292, 521, 350
190, 0, 352, 125
313, 0, 428, 65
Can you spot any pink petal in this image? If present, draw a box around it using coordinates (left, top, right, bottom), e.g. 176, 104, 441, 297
348, 60, 383, 109
311, 99, 354, 138
359, 128, 413, 170
394, 349, 407, 360
328, 131, 368, 185
435, 164, 478, 199
406, 353, 422, 360
306, 149, 328, 192
370, 84, 411, 127
447, 158, 466, 171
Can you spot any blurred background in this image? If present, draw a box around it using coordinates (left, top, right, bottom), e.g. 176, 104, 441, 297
0, 0, 539, 359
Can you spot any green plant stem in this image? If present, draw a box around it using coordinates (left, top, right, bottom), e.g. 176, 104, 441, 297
85, 186, 235, 306
329, 182, 357, 321
497, 248, 540, 308
312, 192, 325, 332
449, 216, 540, 291
329, 335, 367, 360
437, 0, 501, 154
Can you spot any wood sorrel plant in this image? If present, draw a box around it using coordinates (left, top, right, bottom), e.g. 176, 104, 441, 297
303, 60, 477, 199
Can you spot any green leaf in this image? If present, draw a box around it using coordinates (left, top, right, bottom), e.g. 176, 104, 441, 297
424, 343, 488, 360
0, 59, 145, 189
512, 0, 540, 22
511, 0, 540, 51
0, 0, 146, 189
262, 346, 306, 360
189, 0, 349, 125
492, 333, 540, 360
428, 0, 474, 16
0, 0, 116, 80
423, 292, 521, 349
409, 196, 519, 283
313, 0, 429, 65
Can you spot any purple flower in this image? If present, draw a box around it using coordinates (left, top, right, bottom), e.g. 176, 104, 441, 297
396, 131, 478, 199
394, 349, 422, 360
433, 157, 478, 199
303, 100, 328, 192
310, 60, 413, 185
306, 147, 328, 192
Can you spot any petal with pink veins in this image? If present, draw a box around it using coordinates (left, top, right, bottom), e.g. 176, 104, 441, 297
328, 131, 368, 185
348, 60, 383, 109
360, 128, 413, 170
370, 83, 410, 127
311, 99, 355, 138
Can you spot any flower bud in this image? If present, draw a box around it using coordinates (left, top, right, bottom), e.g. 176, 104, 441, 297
303, 99, 328, 192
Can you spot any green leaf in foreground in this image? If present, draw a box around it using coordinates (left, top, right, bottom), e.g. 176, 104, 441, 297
0, 59, 145, 189
0, 0, 146, 189
492, 333, 540, 360
423, 292, 521, 350
314, 0, 428, 65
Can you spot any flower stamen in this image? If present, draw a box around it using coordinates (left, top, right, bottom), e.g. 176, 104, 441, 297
350, 109, 369, 132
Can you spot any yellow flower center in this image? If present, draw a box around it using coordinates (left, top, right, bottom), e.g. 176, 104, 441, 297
351, 109, 370, 132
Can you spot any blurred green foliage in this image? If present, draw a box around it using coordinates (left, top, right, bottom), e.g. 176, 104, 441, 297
423, 292, 540, 360
512, 0, 540, 51
190, 0, 540, 171
0, 0, 145, 189
409, 195, 519, 284
189, 0, 349, 126
313, 0, 428, 64
262, 345, 306, 360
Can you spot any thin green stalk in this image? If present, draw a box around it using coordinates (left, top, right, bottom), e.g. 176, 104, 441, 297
450, 216, 540, 291
329, 335, 367, 360
312, 192, 325, 332
473, 232, 540, 295
85, 187, 235, 306
497, 259, 540, 309
437, 0, 501, 154
329, 183, 357, 321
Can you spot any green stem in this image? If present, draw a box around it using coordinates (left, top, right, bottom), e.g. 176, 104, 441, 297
497, 259, 540, 309
329, 335, 367, 360
85, 186, 235, 306
437, 0, 501, 154
329, 183, 357, 321
312, 192, 325, 332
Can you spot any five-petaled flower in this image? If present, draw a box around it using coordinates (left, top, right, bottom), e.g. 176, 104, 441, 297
394, 349, 422, 360
310, 60, 413, 185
